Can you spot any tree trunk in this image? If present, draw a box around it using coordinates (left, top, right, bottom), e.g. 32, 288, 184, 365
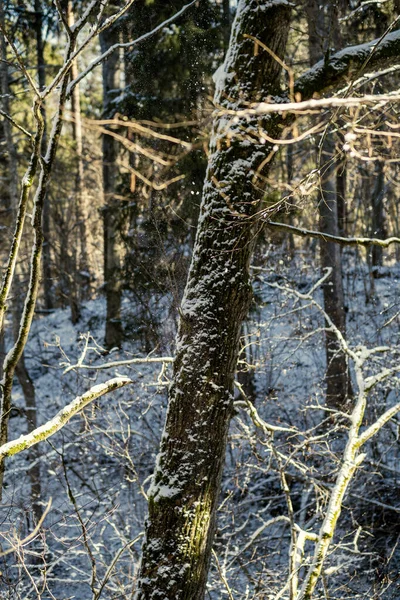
306, 1, 352, 408
0, 9, 41, 513
371, 161, 386, 270
100, 26, 123, 349
34, 0, 53, 311
135, 2, 291, 598
67, 1, 93, 312
13, 297, 42, 523
319, 135, 353, 407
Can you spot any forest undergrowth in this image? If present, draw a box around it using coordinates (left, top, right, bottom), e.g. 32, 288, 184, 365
1, 245, 399, 600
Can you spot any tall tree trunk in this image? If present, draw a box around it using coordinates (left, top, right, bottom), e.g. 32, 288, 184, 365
306, 1, 352, 408
0, 9, 41, 513
67, 1, 93, 313
135, 2, 291, 598
371, 161, 386, 270
34, 0, 53, 310
222, 0, 231, 50
319, 135, 352, 407
100, 26, 123, 349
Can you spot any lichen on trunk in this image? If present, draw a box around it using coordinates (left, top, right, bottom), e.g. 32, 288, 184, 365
135, 2, 292, 598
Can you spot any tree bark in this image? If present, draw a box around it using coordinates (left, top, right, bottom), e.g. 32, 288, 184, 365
34, 0, 53, 311
319, 135, 353, 407
0, 7, 41, 514
67, 1, 93, 312
135, 2, 291, 598
100, 26, 124, 349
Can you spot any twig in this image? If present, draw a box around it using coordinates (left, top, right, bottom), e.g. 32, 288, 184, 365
0, 498, 52, 556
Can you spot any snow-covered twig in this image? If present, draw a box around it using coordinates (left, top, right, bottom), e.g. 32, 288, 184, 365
234, 381, 296, 433
0, 498, 52, 557
63, 355, 174, 374
0, 377, 132, 460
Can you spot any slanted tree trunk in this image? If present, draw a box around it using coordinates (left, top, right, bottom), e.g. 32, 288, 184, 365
0, 9, 41, 514
135, 2, 291, 598
100, 26, 124, 349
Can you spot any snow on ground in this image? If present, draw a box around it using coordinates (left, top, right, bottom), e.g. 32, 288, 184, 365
1, 248, 400, 599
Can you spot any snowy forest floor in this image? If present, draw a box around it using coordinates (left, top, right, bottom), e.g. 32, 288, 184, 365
1, 247, 400, 600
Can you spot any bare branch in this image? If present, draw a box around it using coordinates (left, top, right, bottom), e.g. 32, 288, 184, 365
0, 21, 40, 97
265, 220, 400, 248
221, 92, 400, 119
0, 109, 32, 139
0, 377, 132, 460
62, 356, 174, 374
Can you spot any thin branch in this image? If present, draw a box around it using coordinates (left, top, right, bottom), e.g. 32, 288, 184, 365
0, 109, 32, 139
234, 381, 296, 433
212, 549, 235, 600
62, 355, 173, 374
221, 92, 400, 119
264, 220, 400, 248
0, 377, 132, 460
0, 498, 52, 557
43, 0, 136, 98
93, 533, 144, 600
0, 22, 40, 97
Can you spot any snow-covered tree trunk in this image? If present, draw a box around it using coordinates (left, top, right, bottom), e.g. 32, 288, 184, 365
135, 2, 291, 598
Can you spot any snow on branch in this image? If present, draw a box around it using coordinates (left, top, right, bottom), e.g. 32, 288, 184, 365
264, 220, 400, 248
0, 377, 132, 460
221, 92, 400, 119
63, 355, 173, 373
295, 28, 400, 98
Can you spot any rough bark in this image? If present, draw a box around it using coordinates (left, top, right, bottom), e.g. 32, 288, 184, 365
100, 26, 123, 349
135, 2, 291, 598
